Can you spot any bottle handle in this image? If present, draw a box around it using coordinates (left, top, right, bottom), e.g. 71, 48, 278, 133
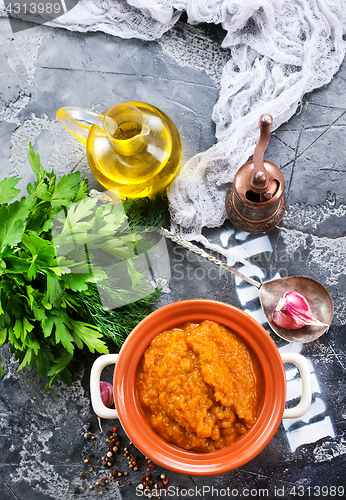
57, 107, 103, 146
90, 354, 119, 420
281, 352, 312, 419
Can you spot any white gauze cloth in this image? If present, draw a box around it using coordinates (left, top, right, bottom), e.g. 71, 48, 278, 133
3, 0, 346, 252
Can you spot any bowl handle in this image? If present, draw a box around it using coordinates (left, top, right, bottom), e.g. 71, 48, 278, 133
280, 352, 312, 419
90, 354, 119, 419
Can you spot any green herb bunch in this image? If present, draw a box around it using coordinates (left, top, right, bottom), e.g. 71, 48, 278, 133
0, 145, 164, 392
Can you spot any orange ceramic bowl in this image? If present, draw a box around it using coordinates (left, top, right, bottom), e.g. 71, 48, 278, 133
112, 299, 286, 475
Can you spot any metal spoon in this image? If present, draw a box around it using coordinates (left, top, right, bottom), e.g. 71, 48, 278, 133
161, 228, 334, 343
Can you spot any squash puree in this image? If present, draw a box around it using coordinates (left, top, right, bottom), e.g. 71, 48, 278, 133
137, 320, 263, 453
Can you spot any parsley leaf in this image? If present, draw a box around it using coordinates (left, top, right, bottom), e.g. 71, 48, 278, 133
70, 319, 108, 354
0, 176, 21, 204
28, 143, 44, 181
52, 172, 81, 208
0, 197, 32, 252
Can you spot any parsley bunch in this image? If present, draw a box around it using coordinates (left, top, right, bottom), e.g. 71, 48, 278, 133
0, 145, 161, 392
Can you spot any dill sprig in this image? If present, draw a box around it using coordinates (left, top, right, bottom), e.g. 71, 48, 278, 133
124, 195, 168, 228
72, 285, 161, 349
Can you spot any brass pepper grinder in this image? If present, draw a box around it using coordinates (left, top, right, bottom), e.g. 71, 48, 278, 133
225, 113, 286, 233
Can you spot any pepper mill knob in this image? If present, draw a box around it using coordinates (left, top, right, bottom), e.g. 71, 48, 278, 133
260, 114, 273, 127
253, 171, 267, 185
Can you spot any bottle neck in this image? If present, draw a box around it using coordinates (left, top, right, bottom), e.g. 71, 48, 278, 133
102, 104, 150, 156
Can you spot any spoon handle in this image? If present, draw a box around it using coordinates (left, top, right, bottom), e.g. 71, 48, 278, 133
160, 227, 262, 289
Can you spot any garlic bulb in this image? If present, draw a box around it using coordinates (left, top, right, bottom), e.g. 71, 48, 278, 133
97, 381, 114, 432
272, 291, 329, 330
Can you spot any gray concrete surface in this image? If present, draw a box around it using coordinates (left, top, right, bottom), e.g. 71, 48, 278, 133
0, 14, 345, 500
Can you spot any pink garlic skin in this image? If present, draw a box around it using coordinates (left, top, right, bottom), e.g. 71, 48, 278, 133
272, 291, 327, 330
100, 381, 114, 408
98, 381, 114, 432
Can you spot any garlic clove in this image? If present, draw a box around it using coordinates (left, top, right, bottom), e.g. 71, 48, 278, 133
97, 381, 114, 432
100, 381, 114, 407
272, 291, 329, 330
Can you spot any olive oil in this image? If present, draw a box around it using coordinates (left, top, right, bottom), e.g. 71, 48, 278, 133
86, 102, 182, 198
112, 121, 142, 140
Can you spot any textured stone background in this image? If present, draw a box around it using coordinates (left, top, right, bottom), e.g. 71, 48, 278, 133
0, 13, 345, 500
